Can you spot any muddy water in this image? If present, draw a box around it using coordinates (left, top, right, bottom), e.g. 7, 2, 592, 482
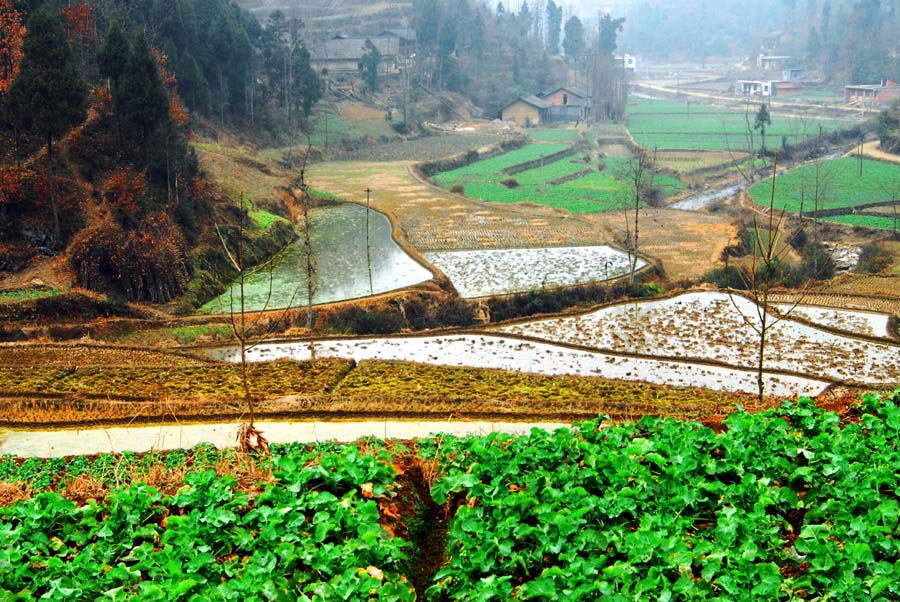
0, 421, 570, 458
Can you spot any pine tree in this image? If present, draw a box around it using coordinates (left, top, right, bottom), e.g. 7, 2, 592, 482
115, 33, 169, 150
7, 10, 87, 247
97, 20, 130, 92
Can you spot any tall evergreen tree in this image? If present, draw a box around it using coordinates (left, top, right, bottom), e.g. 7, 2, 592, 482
7, 9, 87, 247
545, 0, 562, 55
116, 32, 168, 150
358, 39, 381, 93
96, 19, 130, 92
562, 16, 585, 62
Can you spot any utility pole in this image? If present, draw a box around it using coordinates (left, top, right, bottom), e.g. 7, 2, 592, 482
365, 187, 373, 295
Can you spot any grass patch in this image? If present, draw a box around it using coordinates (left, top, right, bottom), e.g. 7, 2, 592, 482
0, 289, 60, 304
627, 97, 860, 151
113, 323, 236, 346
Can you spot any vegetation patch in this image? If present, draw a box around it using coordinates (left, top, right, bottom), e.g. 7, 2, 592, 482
749, 157, 900, 229
627, 98, 860, 152
434, 152, 684, 215
4, 395, 900, 600
429, 395, 900, 599
0, 288, 60, 304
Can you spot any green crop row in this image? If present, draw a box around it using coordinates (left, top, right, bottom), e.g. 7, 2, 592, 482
0, 444, 415, 601
749, 157, 900, 217
529, 129, 583, 142
0, 289, 60, 305
428, 394, 900, 600
435, 150, 685, 214
433, 143, 570, 182
826, 214, 900, 230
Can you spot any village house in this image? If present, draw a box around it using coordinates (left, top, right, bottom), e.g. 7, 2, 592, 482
614, 54, 637, 74
737, 78, 802, 99
738, 80, 776, 98
537, 86, 591, 122
844, 79, 900, 108
310, 35, 400, 74
757, 54, 792, 70
500, 95, 550, 127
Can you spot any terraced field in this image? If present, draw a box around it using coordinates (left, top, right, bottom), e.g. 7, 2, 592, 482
305, 160, 605, 252
749, 157, 900, 230
432, 143, 685, 214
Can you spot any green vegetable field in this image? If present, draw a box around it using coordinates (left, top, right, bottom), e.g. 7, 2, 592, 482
749, 157, 900, 230
433, 145, 685, 214
0, 445, 416, 600
627, 98, 860, 151
3, 394, 900, 599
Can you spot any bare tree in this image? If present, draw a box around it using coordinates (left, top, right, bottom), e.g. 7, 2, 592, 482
215, 193, 274, 456
623, 149, 656, 285
727, 156, 811, 403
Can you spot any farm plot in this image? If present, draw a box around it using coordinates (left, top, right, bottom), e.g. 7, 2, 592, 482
627, 97, 858, 151
429, 397, 900, 600
333, 133, 503, 162
434, 151, 685, 215
306, 160, 607, 252
749, 157, 900, 230
0, 445, 417, 600
775, 304, 893, 339
423, 245, 643, 298
209, 333, 829, 399
655, 149, 749, 174
494, 291, 900, 385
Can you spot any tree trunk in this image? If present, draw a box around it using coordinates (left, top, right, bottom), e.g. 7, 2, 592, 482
47, 133, 60, 248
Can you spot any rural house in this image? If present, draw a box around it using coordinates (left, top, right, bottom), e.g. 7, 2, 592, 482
756, 54, 792, 70
537, 86, 591, 122
500, 95, 550, 127
310, 35, 400, 74
844, 79, 900, 108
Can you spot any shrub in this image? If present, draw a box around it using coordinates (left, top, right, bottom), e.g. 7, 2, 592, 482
450, 183, 465, 195
501, 177, 519, 188
857, 242, 894, 274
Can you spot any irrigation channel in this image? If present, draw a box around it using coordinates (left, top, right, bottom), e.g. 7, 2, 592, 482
0, 421, 569, 457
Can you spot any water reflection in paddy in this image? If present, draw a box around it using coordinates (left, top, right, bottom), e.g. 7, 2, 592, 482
200, 203, 433, 313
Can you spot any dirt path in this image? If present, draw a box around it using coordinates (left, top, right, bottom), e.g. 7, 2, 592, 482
0, 420, 572, 457
859, 141, 900, 165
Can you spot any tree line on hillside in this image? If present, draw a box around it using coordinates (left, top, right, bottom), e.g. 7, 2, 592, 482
0, 0, 304, 304
624, 0, 900, 86
410, 0, 626, 119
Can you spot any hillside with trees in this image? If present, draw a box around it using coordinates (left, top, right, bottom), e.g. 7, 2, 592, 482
0, 0, 315, 308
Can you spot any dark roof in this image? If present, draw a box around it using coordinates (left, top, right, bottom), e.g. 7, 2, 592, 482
378, 28, 416, 41
538, 86, 589, 99
503, 95, 550, 111
313, 36, 400, 61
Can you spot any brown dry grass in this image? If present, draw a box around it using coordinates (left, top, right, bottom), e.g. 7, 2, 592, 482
0, 344, 206, 367
589, 208, 738, 281
338, 101, 386, 120
192, 139, 292, 207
